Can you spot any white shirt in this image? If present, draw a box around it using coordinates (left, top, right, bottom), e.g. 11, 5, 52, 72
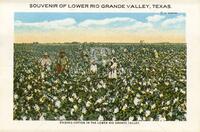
39, 58, 52, 70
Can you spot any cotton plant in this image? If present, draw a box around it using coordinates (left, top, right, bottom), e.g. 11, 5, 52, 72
14, 44, 186, 121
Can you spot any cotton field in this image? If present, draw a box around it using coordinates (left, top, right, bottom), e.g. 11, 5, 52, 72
14, 43, 186, 121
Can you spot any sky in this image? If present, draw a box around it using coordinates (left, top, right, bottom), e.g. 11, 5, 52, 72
14, 13, 186, 43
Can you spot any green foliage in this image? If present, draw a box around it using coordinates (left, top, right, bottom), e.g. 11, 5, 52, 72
13, 43, 186, 121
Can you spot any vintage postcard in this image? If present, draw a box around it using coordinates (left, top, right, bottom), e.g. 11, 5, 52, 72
14, 12, 186, 121
0, 0, 200, 132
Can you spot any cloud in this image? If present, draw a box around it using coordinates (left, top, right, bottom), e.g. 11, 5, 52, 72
161, 15, 185, 28
78, 17, 153, 32
15, 18, 76, 30
15, 15, 185, 35
78, 17, 136, 27
146, 15, 165, 23
117, 21, 153, 32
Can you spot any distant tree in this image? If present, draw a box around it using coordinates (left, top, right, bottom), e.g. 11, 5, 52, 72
33, 42, 39, 44
139, 40, 144, 44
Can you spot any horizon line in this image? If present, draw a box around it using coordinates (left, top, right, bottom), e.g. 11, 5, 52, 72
14, 42, 186, 44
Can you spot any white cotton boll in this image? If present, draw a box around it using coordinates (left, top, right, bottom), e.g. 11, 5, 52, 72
90, 64, 97, 73
19, 78, 23, 82
124, 48, 128, 52
145, 110, 151, 117
34, 104, 40, 112
89, 95, 93, 99
149, 90, 153, 94
39, 115, 45, 121
122, 104, 128, 111
86, 101, 91, 107
95, 108, 100, 112
102, 83, 106, 88
175, 87, 178, 92
114, 107, 119, 113
139, 108, 143, 113
164, 82, 169, 86
87, 77, 91, 81
98, 115, 104, 121
111, 97, 116, 103
100, 80, 104, 84
129, 116, 134, 121
150, 118, 154, 121
59, 115, 66, 120
53, 96, 58, 100
168, 112, 172, 117
162, 106, 168, 110
112, 116, 116, 121
61, 96, 66, 100
143, 81, 147, 86
102, 59, 107, 67
103, 102, 108, 105
72, 93, 78, 99
26, 96, 33, 101
173, 97, 179, 103
78, 98, 82, 103
14, 94, 18, 99
92, 88, 95, 92
124, 95, 129, 99
151, 104, 156, 109
137, 116, 142, 121
96, 98, 103, 104
112, 49, 115, 54
180, 89, 186, 94
178, 106, 182, 111
73, 105, 78, 111
55, 100, 61, 108
160, 93, 163, 97
24, 89, 27, 94
134, 97, 140, 106
52, 87, 56, 90
22, 116, 27, 120
70, 108, 74, 115
41, 72, 44, 78
27, 84, 32, 90
102, 107, 107, 111
136, 93, 141, 98
166, 101, 170, 105
82, 107, 87, 114
68, 97, 74, 102
80, 115, 84, 121
146, 88, 149, 92
159, 116, 166, 121
54, 79, 59, 84
127, 87, 131, 92
97, 84, 101, 89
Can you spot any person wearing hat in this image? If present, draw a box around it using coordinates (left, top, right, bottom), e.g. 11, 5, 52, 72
108, 57, 117, 79
56, 50, 69, 74
39, 52, 52, 71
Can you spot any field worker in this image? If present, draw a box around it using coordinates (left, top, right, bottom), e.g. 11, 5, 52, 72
39, 52, 52, 71
90, 60, 97, 74
108, 57, 117, 79
56, 50, 69, 74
